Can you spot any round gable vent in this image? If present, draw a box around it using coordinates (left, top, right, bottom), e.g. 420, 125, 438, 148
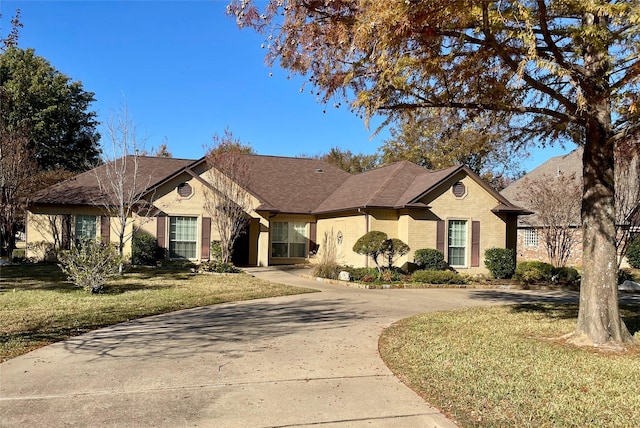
177, 182, 193, 198
452, 181, 466, 198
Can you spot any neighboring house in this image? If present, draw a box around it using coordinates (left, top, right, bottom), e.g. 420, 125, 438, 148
27, 154, 529, 275
501, 149, 584, 266
501, 147, 640, 267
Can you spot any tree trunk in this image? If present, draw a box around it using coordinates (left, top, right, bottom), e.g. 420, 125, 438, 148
574, 121, 632, 346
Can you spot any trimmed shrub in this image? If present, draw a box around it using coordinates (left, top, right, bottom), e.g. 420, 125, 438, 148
199, 261, 241, 273
413, 248, 447, 271
515, 261, 554, 283
58, 239, 121, 293
552, 266, 581, 286
131, 234, 163, 266
626, 235, 640, 269
484, 247, 515, 279
618, 268, 634, 285
412, 269, 467, 285
345, 266, 380, 282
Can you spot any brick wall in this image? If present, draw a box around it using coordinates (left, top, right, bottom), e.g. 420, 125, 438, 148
516, 227, 584, 267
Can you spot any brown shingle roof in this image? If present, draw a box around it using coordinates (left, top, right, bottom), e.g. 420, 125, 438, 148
31, 156, 196, 206
31, 153, 526, 217
500, 148, 582, 225
229, 155, 351, 213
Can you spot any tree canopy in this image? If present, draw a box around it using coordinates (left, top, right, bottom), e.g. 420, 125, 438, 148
0, 47, 100, 172
229, 0, 640, 347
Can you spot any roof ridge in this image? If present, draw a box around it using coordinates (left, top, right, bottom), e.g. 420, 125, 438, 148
365, 162, 405, 206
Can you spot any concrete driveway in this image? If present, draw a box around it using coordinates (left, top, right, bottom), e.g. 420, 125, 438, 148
1, 267, 579, 427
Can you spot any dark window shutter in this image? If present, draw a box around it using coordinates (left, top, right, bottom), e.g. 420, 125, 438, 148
471, 221, 480, 267
201, 217, 211, 260
100, 216, 110, 244
436, 220, 445, 253
309, 223, 317, 253
62, 215, 71, 250
157, 217, 166, 248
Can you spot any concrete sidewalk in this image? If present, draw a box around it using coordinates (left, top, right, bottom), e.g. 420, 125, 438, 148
0, 267, 577, 427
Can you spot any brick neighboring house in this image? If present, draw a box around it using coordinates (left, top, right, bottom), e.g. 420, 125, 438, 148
501, 149, 584, 266
27, 153, 530, 275
502, 147, 640, 268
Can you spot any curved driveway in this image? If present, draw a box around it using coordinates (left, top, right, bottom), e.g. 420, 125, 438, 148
1, 267, 579, 427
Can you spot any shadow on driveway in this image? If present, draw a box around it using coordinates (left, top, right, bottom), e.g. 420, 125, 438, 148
62, 297, 369, 361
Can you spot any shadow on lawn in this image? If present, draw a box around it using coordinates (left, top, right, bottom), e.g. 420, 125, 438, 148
469, 289, 640, 336
508, 302, 640, 336
0, 263, 198, 293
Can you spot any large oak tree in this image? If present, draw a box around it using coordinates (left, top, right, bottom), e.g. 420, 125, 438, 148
229, 0, 640, 347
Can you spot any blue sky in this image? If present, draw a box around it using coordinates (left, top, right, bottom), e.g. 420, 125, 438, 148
2, 0, 573, 171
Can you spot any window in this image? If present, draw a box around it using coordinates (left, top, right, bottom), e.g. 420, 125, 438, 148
452, 181, 466, 198
169, 216, 198, 259
177, 182, 193, 198
524, 228, 539, 247
75, 215, 97, 243
271, 222, 307, 258
448, 220, 467, 266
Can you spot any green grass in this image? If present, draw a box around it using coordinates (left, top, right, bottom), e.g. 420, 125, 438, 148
0, 263, 314, 362
380, 304, 640, 428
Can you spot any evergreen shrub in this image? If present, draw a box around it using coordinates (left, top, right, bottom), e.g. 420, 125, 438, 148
626, 235, 640, 269
515, 261, 554, 283
131, 234, 163, 266
411, 270, 467, 285
413, 248, 447, 271
484, 247, 515, 279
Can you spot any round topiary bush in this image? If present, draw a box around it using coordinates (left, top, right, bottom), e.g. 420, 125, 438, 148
484, 247, 515, 279
413, 248, 447, 271
626, 235, 640, 269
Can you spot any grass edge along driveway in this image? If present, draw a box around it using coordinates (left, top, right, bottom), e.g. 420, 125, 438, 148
379, 303, 640, 428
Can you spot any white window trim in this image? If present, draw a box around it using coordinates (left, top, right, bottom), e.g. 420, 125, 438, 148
168, 216, 199, 260
447, 219, 469, 268
524, 228, 539, 247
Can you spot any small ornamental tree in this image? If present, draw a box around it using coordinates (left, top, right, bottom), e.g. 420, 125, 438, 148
352, 231, 388, 272
382, 238, 410, 269
203, 128, 255, 264
58, 239, 121, 294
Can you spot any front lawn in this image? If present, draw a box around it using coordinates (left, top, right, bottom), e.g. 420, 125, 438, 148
0, 264, 314, 361
380, 304, 640, 427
